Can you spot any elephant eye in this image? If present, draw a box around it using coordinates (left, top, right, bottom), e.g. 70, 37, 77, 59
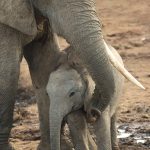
69, 91, 75, 97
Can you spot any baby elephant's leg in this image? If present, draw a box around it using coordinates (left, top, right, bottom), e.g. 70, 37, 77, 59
67, 110, 97, 150
111, 114, 120, 150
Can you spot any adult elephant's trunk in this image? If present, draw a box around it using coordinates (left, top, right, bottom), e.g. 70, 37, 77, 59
49, 0, 115, 111
49, 103, 67, 150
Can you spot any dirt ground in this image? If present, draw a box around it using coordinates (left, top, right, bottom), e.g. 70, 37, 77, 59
10, 0, 150, 149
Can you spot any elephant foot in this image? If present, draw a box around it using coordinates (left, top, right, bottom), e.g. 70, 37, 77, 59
112, 145, 120, 150
37, 141, 50, 150
0, 143, 15, 150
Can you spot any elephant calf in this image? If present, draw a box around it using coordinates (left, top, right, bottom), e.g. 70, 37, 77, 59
46, 49, 97, 150
45, 45, 124, 150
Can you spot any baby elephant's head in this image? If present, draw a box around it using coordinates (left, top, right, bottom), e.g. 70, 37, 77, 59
47, 64, 86, 115
46, 61, 95, 149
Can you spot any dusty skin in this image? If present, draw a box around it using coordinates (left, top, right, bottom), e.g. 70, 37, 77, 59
11, 0, 150, 149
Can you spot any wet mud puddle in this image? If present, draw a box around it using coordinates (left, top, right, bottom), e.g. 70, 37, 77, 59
117, 122, 150, 148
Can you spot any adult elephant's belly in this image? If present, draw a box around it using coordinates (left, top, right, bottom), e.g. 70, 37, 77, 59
0, 0, 37, 36
23, 12, 50, 47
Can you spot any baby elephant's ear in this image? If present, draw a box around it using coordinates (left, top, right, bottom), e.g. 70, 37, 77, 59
0, 0, 37, 36
83, 75, 95, 112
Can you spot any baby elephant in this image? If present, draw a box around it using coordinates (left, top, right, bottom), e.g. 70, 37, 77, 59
46, 52, 96, 150
46, 45, 124, 150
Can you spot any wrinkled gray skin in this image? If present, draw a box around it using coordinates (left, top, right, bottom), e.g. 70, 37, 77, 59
1, 0, 120, 149
46, 46, 124, 150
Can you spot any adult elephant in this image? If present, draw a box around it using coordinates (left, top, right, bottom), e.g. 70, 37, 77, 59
0, 0, 144, 150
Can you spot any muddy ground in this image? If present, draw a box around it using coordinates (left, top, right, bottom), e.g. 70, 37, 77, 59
10, 0, 150, 149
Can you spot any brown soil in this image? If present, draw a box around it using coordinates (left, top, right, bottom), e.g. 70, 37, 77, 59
11, 0, 150, 149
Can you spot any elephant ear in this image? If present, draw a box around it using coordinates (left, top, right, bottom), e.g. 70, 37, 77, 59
0, 0, 37, 36
83, 75, 95, 113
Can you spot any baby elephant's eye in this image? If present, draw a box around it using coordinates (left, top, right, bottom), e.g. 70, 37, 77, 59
69, 91, 75, 97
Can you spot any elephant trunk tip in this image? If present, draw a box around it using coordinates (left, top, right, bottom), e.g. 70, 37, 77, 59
86, 107, 101, 123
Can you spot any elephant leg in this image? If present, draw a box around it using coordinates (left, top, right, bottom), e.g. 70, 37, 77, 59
0, 24, 22, 149
67, 110, 97, 150
111, 114, 120, 150
35, 89, 50, 150
24, 31, 60, 150
24, 51, 51, 150
24, 54, 50, 150
94, 107, 111, 150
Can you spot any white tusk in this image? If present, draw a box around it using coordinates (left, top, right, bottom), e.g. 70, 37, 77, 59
103, 40, 145, 90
